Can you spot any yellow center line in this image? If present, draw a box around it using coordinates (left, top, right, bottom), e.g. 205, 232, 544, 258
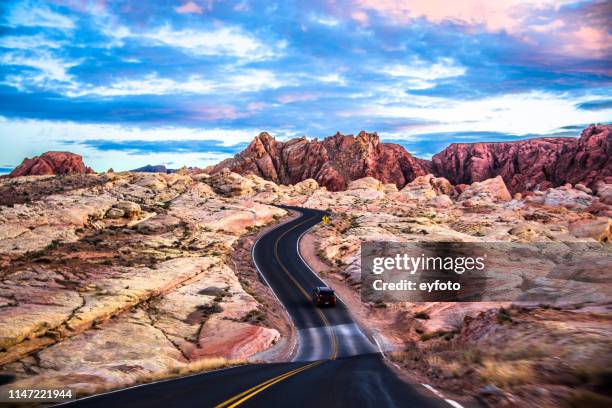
214, 361, 323, 408
272, 215, 339, 360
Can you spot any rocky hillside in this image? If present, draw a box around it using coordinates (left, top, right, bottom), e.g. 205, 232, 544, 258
9, 151, 95, 177
0, 171, 289, 395
209, 124, 611, 194
433, 124, 612, 193
1, 167, 610, 405
205, 131, 431, 191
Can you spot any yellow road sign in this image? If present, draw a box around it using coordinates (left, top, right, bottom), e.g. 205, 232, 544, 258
322, 215, 330, 224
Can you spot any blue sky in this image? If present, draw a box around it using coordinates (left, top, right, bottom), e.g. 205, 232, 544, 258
0, 0, 611, 172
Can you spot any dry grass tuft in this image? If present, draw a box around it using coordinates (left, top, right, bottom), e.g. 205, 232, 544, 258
427, 355, 462, 378
135, 357, 247, 385
167, 357, 247, 376
479, 359, 535, 387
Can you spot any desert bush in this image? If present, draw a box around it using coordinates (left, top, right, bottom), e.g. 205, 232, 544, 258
480, 359, 535, 387
447, 311, 467, 331
167, 357, 246, 376
241, 309, 265, 323
461, 347, 483, 365
420, 330, 448, 341
414, 312, 430, 320
427, 355, 462, 378
496, 308, 513, 324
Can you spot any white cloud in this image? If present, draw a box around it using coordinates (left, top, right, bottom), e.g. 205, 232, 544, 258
1, 50, 79, 89
379, 58, 466, 89
5, 1, 75, 30
67, 75, 213, 97
139, 25, 283, 60
317, 73, 346, 84
65, 70, 285, 97
0, 34, 64, 49
310, 14, 341, 27
363, 91, 612, 135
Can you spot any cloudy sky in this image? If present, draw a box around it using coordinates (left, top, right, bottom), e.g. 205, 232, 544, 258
1, 0, 611, 172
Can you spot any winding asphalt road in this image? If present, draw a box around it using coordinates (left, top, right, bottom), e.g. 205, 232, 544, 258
58, 206, 452, 408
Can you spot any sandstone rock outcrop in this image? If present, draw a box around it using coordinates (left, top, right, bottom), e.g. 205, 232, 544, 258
458, 176, 512, 203
9, 152, 94, 177
396, 174, 454, 200
0, 171, 286, 395
203, 168, 255, 197
206, 125, 610, 195
432, 124, 611, 193
206, 131, 431, 191
525, 184, 594, 209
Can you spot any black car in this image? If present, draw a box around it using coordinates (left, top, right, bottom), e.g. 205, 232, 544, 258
312, 286, 336, 307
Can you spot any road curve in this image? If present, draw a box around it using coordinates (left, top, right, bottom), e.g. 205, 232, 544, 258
58, 207, 450, 408
253, 205, 376, 361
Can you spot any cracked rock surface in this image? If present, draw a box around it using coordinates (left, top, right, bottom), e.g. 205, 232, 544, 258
0, 172, 284, 394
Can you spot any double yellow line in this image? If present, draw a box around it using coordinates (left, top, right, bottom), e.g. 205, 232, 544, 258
273, 215, 338, 361
214, 361, 323, 408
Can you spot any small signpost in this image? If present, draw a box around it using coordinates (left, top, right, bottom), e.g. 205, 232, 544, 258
322, 215, 330, 225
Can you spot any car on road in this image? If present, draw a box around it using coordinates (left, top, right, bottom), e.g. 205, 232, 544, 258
312, 286, 336, 307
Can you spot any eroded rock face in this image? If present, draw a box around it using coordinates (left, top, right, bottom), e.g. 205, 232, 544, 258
9, 152, 95, 177
206, 131, 431, 191
0, 172, 285, 394
204, 168, 255, 197
347, 177, 383, 191
396, 174, 453, 200
433, 124, 612, 193
205, 125, 610, 195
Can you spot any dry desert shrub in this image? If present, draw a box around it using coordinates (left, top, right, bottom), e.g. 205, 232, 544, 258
167, 357, 246, 376
134, 357, 247, 385
427, 355, 462, 378
479, 359, 535, 387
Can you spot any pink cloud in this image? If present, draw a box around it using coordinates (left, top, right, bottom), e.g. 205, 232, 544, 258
191, 105, 243, 120
247, 101, 267, 111
343, 0, 610, 59
276, 92, 319, 104
351, 0, 574, 32
562, 26, 612, 58
351, 10, 369, 26
175, 1, 203, 14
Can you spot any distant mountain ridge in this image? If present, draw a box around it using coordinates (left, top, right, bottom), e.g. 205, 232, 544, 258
130, 164, 174, 174
8, 125, 611, 194
205, 131, 431, 191
432, 124, 611, 193
208, 124, 612, 194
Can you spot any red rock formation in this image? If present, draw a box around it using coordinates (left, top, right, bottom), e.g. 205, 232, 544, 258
432, 124, 611, 194
10, 151, 94, 177
206, 131, 431, 191
209, 125, 610, 193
